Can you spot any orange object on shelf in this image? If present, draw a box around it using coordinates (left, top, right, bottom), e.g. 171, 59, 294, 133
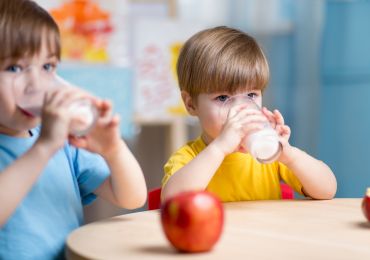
50, 0, 114, 63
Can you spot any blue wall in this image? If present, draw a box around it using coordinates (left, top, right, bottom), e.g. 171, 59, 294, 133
57, 0, 370, 197
319, 0, 370, 197
58, 65, 134, 138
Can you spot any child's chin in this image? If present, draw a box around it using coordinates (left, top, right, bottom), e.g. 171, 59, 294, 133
23, 118, 41, 130
236, 145, 248, 153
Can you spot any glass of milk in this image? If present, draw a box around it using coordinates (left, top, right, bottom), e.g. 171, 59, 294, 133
13, 68, 98, 137
219, 94, 281, 164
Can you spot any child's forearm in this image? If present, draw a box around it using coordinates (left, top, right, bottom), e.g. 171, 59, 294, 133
280, 146, 337, 199
96, 141, 147, 209
161, 141, 225, 201
0, 140, 55, 227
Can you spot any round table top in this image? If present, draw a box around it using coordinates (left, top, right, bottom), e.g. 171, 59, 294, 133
66, 199, 370, 260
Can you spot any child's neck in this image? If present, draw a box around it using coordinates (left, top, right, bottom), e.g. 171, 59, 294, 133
201, 133, 212, 145
0, 126, 31, 138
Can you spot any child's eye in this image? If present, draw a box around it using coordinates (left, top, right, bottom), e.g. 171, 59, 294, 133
43, 63, 56, 72
215, 95, 229, 102
5, 65, 22, 73
247, 93, 258, 99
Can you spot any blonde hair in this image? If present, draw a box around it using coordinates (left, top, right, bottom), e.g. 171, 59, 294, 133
0, 0, 60, 65
177, 26, 269, 98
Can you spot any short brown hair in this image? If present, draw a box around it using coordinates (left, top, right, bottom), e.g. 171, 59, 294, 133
0, 0, 60, 65
177, 26, 269, 98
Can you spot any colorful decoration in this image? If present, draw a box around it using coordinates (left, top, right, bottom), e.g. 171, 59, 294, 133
133, 19, 207, 119
50, 0, 113, 63
167, 42, 187, 116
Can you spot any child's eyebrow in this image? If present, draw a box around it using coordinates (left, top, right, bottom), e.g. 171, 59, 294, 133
47, 54, 58, 58
2, 57, 16, 63
0, 58, 20, 66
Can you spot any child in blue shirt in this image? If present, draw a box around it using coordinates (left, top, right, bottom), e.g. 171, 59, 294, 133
0, 0, 147, 259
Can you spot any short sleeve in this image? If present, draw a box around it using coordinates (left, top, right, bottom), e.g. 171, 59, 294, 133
278, 162, 304, 196
72, 148, 110, 205
162, 149, 195, 188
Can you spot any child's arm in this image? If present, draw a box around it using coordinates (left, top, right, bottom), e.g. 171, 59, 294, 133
280, 146, 336, 199
69, 100, 147, 209
263, 108, 337, 199
161, 141, 225, 201
161, 106, 268, 201
0, 88, 90, 227
0, 141, 58, 227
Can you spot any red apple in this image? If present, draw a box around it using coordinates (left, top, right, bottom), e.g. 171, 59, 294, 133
160, 191, 224, 252
362, 187, 370, 221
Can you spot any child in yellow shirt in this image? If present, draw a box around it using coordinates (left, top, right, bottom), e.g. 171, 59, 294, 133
162, 26, 336, 202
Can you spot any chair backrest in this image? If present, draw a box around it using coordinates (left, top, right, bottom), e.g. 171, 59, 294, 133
280, 183, 294, 200
148, 183, 294, 210
148, 187, 162, 210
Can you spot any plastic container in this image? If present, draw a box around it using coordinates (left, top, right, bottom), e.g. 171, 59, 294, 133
219, 94, 281, 163
13, 68, 97, 136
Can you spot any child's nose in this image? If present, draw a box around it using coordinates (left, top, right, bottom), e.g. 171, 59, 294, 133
23, 66, 42, 93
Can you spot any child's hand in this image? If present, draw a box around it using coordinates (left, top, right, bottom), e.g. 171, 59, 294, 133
68, 99, 123, 159
261, 107, 294, 161
213, 104, 268, 155
38, 88, 91, 152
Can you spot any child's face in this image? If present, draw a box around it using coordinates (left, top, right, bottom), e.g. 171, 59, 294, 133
188, 90, 262, 144
0, 39, 58, 137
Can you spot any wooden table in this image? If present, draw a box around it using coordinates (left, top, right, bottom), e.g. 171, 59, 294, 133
66, 199, 370, 260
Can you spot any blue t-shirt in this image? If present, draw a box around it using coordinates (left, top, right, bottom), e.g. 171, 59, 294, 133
0, 128, 110, 259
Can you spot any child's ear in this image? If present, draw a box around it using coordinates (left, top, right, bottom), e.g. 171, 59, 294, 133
181, 91, 197, 116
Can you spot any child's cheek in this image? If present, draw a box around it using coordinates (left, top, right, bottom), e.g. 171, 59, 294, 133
205, 118, 223, 139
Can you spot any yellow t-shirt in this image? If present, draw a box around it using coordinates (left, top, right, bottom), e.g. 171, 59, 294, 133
162, 137, 304, 202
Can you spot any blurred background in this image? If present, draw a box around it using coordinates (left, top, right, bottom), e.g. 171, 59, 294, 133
35, 0, 370, 222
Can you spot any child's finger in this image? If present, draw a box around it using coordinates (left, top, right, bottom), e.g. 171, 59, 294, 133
273, 109, 284, 125
233, 108, 265, 120
262, 107, 274, 118
94, 100, 112, 125
99, 114, 119, 128
46, 88, 91, 109
61, 91, 93, 108
227, 103, 250, 118
102, 114, 120, 128
262, 107, 277, 128
68, 135, 88, 148
227, 108, 262, 124
237, 114, 269, 127
108, 114, 120, 127
281, 125, 291, 136
44, 88, 70, 106
65, 85, 99, 104
277, 125, 290, 138
242, 123, 264, 136
98, 100, 112, 116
